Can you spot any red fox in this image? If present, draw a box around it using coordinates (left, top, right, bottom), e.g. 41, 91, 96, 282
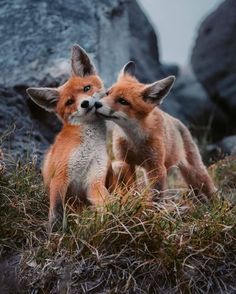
27, 45, 113, 228
95, 61, 217, 199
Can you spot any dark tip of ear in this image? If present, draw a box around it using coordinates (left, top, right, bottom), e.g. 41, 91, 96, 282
167, 75, 176, 83
71, 44, 96, 77
122, 61, 136, 76
72, 44, 85, 56
26, 88, 36, 97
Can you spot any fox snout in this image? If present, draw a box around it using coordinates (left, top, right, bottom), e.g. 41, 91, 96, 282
94, 101, 103, 109
81, 91, 104, 110
81, 100, 90, 108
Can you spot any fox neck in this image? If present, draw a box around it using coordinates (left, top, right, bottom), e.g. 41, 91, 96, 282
64, 119, 107, 138
117, 117, 148, 146
82, 120, 107, 140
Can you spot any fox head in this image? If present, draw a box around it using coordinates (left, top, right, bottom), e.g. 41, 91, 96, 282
95, 61, 175, 126
27, 45, 104, 124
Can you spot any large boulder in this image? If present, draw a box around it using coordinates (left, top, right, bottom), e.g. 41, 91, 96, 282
191, 0, 236, 131
0, 0, 161, 88
0, 0, 162, 161
0, 86, 60, 162
126, 0, 161, 82
162, 68, 229, 140
207, 135, 236, 160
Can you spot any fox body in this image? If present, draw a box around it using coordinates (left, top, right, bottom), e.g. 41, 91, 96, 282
27, 45, 112, 228
95, 62, 217, 198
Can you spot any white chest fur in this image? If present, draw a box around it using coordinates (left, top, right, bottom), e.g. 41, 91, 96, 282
68, 121, 108, 188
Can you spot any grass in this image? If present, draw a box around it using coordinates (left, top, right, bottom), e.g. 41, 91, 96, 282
0, 154, 236, 293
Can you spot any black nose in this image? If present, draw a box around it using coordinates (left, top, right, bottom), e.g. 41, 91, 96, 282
95, 101, 102, 109
81, 100, 89, 108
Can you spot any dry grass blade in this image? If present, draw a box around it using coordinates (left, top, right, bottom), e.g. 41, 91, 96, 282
0, 156, 236, 293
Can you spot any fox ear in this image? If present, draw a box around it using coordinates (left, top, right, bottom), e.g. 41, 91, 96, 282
26, 87, 59, 112
142, 76, 175, 105
71, 44, 96, 77
119, 61, 136, 78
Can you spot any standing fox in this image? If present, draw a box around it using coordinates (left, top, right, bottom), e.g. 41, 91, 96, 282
27, 45, 113, 228
95, 61, 217, 198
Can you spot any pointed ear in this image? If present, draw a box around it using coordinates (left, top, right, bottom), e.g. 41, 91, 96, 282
119, 61, 136, 78
71, 44, 96, 77
26, 87, 59, 112
142, 76, 175, 105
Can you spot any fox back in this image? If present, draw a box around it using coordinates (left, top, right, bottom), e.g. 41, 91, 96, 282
95, 61, 216, 198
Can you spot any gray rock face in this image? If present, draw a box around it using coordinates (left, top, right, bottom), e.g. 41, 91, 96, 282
191, 0, 236, 123
0, 86, 60, 162
207, 135, 236, 159
162, 68, 228, 140
126, 0, 179, 82
0, 0, 127, 87
0, 0, 161, 88
1, 0, 234, 164
0, 0, 162, 161
126, 0, 160, 83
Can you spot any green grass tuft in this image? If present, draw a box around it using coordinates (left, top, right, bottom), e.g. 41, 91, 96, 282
0, 156, 236, 293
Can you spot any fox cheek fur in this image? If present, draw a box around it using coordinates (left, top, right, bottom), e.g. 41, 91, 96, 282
97, 61, 217, 200
26, 45, 113, 230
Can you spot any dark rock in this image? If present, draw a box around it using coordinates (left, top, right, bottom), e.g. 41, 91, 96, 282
191, 0, 236, 127
0, 86, 60, 163
0, 254, 20, 293
162, 68, 229, 140
126, 0, 161, 83
0, 0, 161, 88
126, 0, 179, 82
207, 135, 236, 160
160, 64, 180, 78
0, 0, 162, 161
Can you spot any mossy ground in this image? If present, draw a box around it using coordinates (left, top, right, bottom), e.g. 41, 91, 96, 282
0, 155, 236, 293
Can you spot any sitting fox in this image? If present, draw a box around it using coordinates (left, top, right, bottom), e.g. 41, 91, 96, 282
95, 61, 217, 198
27, 45, 113, 228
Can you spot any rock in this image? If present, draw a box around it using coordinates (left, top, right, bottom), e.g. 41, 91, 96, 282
0, 254, 20, 294
126, 0, 160, 82
160, 64, 180, 78
0, 0, 162, 161
191, 0, 236, 127
219, 135, 236, 155
207, 135, 236, 159
162, 68, 228, 140
0, 0, 161, 88
0, 86, 60, 163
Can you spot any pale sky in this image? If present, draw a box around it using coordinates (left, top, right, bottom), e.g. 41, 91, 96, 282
137, 0, 223, 65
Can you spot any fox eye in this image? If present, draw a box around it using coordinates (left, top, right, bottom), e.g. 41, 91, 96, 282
65, 98, 74, 106
117, 97, 130, 106
83, 85, 91, 92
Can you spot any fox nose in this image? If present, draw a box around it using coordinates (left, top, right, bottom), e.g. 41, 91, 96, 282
95, 101, 103, 109
81, 100, 89, 108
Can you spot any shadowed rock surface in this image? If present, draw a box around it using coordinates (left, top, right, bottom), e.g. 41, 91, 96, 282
207, 135, 236, 160
191, 0, 236, 129
0, 0, 235, 164
0, 0, 161, 161
0, 0, 161, 88
162, 68, 229, 140
0, 86, 60, 162
0, 254, 20, 294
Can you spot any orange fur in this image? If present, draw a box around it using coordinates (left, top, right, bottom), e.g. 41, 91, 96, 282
57, 76, 102, 122
27, 45, 115, 229
96, 67, 217, 199
44, 76, 111, 227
